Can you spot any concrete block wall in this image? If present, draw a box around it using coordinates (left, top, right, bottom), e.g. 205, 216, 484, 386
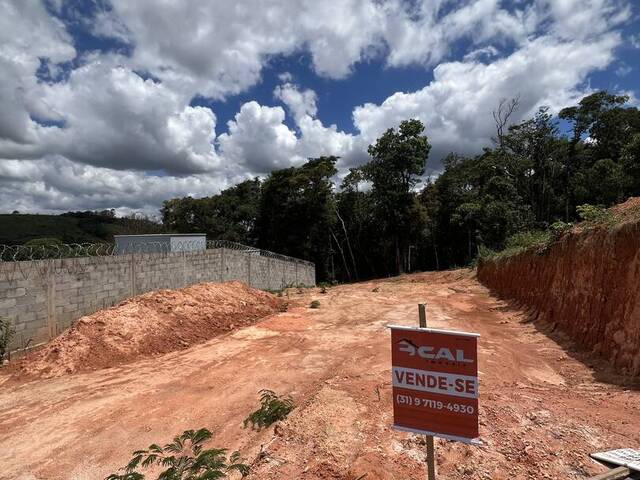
0, 247, 315, 352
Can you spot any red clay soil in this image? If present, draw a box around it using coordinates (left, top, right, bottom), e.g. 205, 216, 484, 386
605, 196, 640, 224
1, 271, 638, 479
11, 281, 284, 379
478, 199, 640, 376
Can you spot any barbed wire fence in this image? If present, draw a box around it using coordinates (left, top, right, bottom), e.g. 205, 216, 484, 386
0, 240, 313, 283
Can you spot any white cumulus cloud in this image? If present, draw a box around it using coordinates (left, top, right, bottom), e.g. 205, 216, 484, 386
353, 33, 621, 168
0, 0, 633, 214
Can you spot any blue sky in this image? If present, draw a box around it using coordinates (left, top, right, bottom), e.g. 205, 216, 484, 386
0, 0, 638, 214
198, 54, 436, 135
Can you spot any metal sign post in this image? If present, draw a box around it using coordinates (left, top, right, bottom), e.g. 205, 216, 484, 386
389, 304, 481, 480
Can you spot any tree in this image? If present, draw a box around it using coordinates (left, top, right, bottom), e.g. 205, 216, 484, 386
335, 168, 378, 279
161, 179, 261, 244
120, 213, 164, 236
621, 133, 640, 196
256, 157, 337, 281
559, 91, 640, 218
492, 97, 519, 150
360, 119, 431, 274
502, 106, 566, 225
560, 91, 631, 156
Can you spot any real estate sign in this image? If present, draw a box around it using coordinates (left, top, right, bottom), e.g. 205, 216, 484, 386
389, 325, 480, 444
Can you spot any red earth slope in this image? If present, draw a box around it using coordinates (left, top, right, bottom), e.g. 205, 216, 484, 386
478, 198, 640, 376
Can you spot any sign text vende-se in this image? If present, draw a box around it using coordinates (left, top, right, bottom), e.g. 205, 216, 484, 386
389, 325, 480, 443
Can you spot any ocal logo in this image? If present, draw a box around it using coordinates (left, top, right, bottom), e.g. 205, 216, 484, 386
397, 339, 474, 363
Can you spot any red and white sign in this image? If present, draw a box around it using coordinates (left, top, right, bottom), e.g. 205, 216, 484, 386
389, 325, 480, 444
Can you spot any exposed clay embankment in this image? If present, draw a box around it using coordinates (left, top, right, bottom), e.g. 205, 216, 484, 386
478, 215, 640, 377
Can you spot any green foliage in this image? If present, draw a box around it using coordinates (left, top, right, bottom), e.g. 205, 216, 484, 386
560, 91, 636, 161
477, 230, 551, 262
504, 230, 552, 251
476, 244, 497, 262
161, 179, 261, 244
359, 119, 431, 275
549, 221, 572, 237
309, 300, 321, 309
256, 156, 338, 281
0, 317, 15, 363
243, 390, 294, 430
105, 428, 249, 480
0, 211, 162, 245
621, 133, 640, 196
576, 204, 613, 224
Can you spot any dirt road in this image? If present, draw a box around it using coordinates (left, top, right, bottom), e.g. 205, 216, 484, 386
1, 270, 638, 479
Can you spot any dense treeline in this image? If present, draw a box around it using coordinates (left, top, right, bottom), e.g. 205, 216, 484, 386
162, 91, 640, 282
0, 210, 163, 245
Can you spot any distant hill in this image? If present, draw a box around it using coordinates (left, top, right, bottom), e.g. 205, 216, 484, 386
0, 211, 164, 245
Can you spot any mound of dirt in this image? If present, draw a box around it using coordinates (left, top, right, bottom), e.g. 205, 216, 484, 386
15, 281, 285, 378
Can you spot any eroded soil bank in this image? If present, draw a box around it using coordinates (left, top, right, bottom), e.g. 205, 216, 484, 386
478, 218, 640, 377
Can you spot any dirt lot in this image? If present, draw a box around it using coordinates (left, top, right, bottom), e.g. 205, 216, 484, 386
1, 270, 639, 479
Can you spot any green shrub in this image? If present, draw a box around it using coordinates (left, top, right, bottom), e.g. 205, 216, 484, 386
477, 230, 552, 263
105, 428, 248, 480
309, 300, 321, 309
549, 221, 572, 237
504, 230, 551, 250
476, 244, 497, 262
576, 204, 612, 224
0, 317, 15, 363
244, 390, 294, 430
